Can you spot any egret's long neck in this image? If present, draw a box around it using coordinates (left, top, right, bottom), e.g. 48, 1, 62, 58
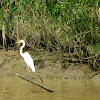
20, 42, 25, 58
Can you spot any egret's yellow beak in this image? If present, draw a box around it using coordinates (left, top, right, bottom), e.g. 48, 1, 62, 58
15, 41, 20, 44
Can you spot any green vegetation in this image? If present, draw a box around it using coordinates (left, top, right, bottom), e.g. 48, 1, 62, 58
0, 0, 100, 57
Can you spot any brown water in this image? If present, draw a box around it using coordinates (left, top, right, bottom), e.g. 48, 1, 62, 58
0, 76, 100, 100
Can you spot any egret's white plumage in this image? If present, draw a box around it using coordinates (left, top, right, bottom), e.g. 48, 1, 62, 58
16, 40, 35, 72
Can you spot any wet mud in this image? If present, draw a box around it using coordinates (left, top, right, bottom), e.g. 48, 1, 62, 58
0, 49, 99, 79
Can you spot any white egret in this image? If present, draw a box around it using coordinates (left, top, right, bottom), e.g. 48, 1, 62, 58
15, 40, 35, 73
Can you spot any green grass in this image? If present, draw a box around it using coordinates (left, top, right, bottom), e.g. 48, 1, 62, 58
0, 0, 100, 56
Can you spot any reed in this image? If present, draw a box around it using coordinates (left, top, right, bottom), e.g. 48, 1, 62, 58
0, 0, 100, 70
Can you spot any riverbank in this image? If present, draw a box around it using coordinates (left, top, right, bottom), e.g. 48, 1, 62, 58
0, 49, 100, 79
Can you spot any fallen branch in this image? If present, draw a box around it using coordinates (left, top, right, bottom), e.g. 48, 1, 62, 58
16, 73, 54, 92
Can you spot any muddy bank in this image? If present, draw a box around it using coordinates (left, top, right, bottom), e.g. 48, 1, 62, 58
0, 49, 99, 79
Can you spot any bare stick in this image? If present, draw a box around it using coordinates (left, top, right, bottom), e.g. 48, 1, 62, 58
39, 75, 44, 83
16, 73, 54, 92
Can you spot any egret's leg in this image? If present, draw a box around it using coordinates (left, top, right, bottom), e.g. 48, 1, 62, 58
24, 65, 29, 78
24, 71, 27, 79
27, 65, 31, 81
27, 66, 30, 72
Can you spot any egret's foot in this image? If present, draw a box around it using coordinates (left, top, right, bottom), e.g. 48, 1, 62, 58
27, 77, 32, 83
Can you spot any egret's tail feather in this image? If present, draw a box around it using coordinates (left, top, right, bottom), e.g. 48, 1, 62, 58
31, 68, 35, 72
